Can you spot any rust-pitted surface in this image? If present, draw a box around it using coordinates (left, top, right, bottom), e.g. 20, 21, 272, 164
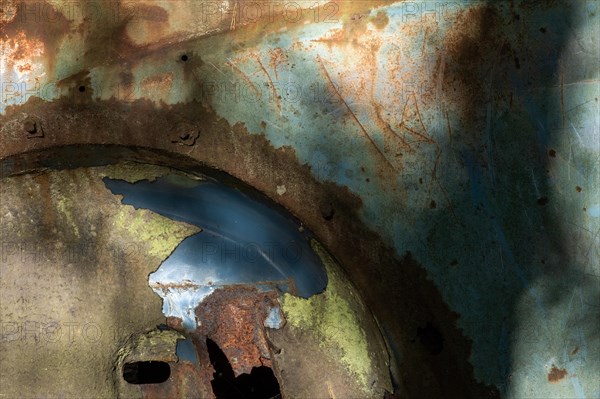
192, 286, 279, 377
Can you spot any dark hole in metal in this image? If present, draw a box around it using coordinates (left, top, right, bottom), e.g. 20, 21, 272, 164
78, 85, 85, 92
417, 322, 444, 355
207, 338, 281, 399
122, 361, 171, 384
181, 54, 189, 61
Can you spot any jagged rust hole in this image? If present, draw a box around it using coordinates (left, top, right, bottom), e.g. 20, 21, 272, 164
122, 361, 171, 384
207, 338, 281, 399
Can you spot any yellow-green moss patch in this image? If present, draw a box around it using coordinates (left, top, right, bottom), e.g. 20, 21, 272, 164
111, 205, 200, 260
280, 241, 372, 391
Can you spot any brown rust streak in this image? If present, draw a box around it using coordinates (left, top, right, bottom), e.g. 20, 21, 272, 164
421, 26, 430, 59
445, 109, 453, 145
426, 149, 459, 221
268, 48, 286, 81
254, 54, 281, 113
367, 36, 413, 159
316, 55, 396, 171
226, 59, 261, 97
399, 93, 435, 144
374, 104, 414, 153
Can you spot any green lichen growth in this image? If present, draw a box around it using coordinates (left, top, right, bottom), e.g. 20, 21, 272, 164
111, 205, 200, 259
124, 329, 184, 362
281, 241, 372, 390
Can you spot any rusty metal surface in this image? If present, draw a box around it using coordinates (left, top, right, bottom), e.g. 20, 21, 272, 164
193, 286, 279, 377
114, 329, 215, 399
1, 1, 599, 398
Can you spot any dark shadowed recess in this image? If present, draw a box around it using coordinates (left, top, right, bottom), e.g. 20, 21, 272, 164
207, 338, 281, 399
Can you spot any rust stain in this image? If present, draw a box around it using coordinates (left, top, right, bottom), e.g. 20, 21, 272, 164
560, 68, 565, 127
570, 346, 579, 356
421, 26, 430, 59
370, 11, 389, 30
254, 54, 281, 113
311, 16, 369, 48
1, 31, 45, 74
1, 1, 72, 77
547, 364, 568, 383
191, 0, 394, 55
374, 103, 414, 167
268, 47, 287, 81
445, 110, 453, 145
311, 5, 388, 49
35, 173, 55, 228
139, 72, 174, 102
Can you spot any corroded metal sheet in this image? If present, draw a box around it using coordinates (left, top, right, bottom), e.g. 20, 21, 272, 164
1, 1, 599, 398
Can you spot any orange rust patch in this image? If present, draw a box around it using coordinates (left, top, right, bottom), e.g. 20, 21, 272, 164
312, 16, 370, 47
16, 63, 32, 73
1, 31, 45, 73
1, 1, 72, 77
547, 364, 568, 382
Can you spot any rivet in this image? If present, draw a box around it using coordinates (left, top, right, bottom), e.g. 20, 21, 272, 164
23, 119, 37, 134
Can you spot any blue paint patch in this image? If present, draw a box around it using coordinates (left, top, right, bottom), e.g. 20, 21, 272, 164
176, 337, 199, 365
103, 175, 328, 330
264, 306, 284, 329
